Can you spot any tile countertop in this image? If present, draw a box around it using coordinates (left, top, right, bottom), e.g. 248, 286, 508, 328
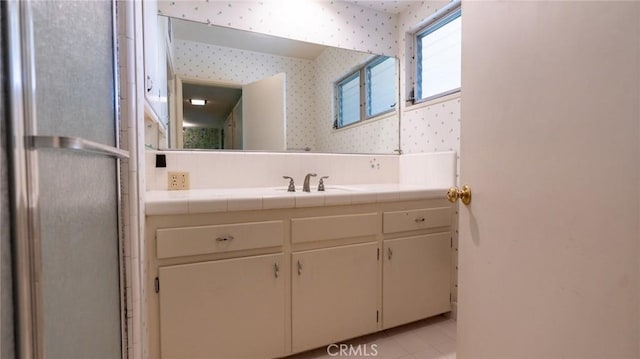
145, 184, 450, 216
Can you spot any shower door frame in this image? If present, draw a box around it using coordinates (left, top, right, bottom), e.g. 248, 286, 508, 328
4, 1, 128, 358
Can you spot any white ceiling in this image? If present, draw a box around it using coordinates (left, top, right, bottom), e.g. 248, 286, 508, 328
172, 18, 328, 60
182, 83, 242, 126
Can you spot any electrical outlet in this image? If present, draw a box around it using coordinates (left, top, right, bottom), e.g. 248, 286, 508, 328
168, 172, 190, 190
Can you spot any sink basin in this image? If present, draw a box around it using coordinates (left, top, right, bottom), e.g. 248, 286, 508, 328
273, 186, 355, 193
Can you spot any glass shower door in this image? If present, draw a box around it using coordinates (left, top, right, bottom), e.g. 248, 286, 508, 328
7, 1, 125, 358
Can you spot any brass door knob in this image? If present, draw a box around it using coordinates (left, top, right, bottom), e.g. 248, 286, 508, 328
447, 185, 472, 205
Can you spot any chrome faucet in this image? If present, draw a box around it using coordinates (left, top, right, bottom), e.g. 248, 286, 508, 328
302, 173, 317, 192
282, 176, 296, 192
317, 176, 329, 191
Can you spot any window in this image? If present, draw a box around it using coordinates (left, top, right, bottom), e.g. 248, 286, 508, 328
336, 56, 397, 129
414, 6, 461, 103
337, 72, 361, 128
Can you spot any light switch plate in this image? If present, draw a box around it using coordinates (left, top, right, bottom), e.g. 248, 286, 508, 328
168, 172, 190, 190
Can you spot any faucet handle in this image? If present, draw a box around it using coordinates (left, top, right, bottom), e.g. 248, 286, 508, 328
318, 176, 329, 191
282, 176, 296, 192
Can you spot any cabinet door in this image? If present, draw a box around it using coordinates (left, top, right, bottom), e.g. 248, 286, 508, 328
292, 243, 378, 353
142, 1, 168, 125
383, 233, 451, 329
158, 253, 285, 359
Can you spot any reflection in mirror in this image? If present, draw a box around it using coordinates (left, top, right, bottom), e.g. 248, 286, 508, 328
182, 83, 241, 149
159, 16, 400, 154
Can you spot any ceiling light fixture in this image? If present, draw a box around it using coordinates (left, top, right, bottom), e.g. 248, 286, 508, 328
189, 99, 207, 106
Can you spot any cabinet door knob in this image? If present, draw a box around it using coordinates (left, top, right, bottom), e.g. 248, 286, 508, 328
387, 248, 393, 260
297, 260, 302, 275
414, 217, 426, 223
274, 262, 280, 279
215, 235, 234, 242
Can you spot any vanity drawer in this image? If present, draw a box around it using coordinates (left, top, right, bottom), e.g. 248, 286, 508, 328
383, 207, 452, 234
156, 221, 284, 259
291, 213, 379, 244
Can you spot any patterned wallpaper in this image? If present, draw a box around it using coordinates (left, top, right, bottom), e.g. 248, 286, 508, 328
183, 127, 222, 149
175, 39, 316, 150
401, 97, 460, 154
175, 39, 402, 153
158, 0, 398, 56
314, 47, 400, 153
396, 1, 461, 305
165, 0, 461, 156
397, 1, 461, 162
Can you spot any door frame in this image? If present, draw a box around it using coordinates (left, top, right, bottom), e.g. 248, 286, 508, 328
5, 1, 40, 356
174, 75, 242, 149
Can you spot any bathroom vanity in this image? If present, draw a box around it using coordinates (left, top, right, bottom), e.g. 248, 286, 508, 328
146, 186, 455, 358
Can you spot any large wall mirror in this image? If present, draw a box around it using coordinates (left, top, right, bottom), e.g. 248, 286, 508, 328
146, 14, 401, 154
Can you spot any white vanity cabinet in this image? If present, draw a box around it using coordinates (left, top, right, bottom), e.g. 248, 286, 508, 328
382, 207, 454, 329
146, 198, 454, 358
292, 242, 378, 353
158, 253, 286, 359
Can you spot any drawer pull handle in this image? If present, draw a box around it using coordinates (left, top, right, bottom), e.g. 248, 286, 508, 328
297, 260, 302, 275
415, 217, 426, 223
387, 248, 393, 260
274, 263, 280, 279
215, 236, 234, 242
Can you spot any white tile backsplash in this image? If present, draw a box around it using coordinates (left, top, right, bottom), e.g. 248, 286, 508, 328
146, 150, 459, 192
399, 152, 456, 188
146, 151, 400, 190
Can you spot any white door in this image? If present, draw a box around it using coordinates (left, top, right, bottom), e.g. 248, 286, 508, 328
232, 98, 243, 149
224, 113, 234, 149
457, 2, 639, 358
242, 73, 286, 150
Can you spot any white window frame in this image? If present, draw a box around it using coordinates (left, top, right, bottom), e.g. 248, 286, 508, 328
335, 56, 397, 129
412, 4, 461, 105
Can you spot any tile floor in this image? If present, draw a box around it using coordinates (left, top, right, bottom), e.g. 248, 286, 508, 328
286, 315, 456, 359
